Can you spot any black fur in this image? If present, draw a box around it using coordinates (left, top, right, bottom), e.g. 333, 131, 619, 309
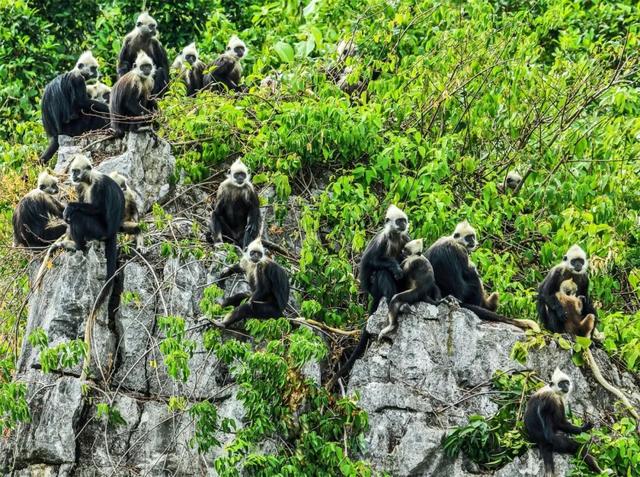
209, 183, 260, 248
537, 268, 596, 333
204, 54, 243, 92
184, 62, 206, 96
110, 73, 157, 137
40, 72, 109, 163
219, 259, 289, 327
13, 192, 66, 248
64, 173, 124, 282
524, 390, 602, 475
118, 35, 169, 97
334, 228, 408, 382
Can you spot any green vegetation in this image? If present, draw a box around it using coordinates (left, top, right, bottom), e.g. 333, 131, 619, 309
1, 0, 640, 475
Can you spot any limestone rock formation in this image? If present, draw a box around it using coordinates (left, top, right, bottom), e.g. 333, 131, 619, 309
347, 301, 639, 476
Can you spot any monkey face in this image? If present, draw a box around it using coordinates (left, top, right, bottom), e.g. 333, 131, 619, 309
386, 216, 407, 233
226, 37, 247, 59
232, 171, 247, 186
39, 179, 59, 195
185, 54, 197, 65
506, 176, 520, 189
77, 62, 98, 81
249, 249, 263, 263
563, 252, 587, 274
454, 231, 476, 251
70, 163, 92, 184
556, 378, 571, 394
137, 19, 157, 38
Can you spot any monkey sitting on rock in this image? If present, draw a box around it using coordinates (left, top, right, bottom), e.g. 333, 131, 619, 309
524, 368, 604, 477
204, 35, 248, 92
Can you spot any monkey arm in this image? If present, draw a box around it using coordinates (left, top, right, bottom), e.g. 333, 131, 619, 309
117, 39, 132, 77
218, 263, 243, 279
557, 417, 587, 435
64, 202, 101, 220
243, 195, 261, 246
540, 270, 566, 316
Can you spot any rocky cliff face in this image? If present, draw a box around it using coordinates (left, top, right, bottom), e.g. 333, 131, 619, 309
3, 133, 638, 476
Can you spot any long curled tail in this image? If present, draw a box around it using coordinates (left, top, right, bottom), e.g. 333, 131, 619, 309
326, 327, 371, 389
80, 237, 118, 381
583, 347, 640, 422
461, 303, 541, 332
39, 136, 59, 164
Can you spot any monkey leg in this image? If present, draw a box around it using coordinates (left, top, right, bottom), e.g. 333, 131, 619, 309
120, 221, 141, 235
369, 271, 397, 314
221, 301, 280, 328
484, 292, 499, 311
220, 292, 251, 308
551, 435, 603, 474
68, 214, 107, 252
577, 314, 595, 338
42, 222, 68, 243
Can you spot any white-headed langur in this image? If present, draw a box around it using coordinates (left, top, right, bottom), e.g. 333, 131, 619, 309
204, 35, 248, 92
524, 368, 603, 476
498, 171, 522, 193
13, 171, 66, 248
216, 238, 289, 328
109, 172, 144, 250
40, 51, 110, 163
118, 12, 169, 97
208, 159, 260, 249
378, 238, 442, 341
426, 221, 539, 331
332, 205, 410, 383
110, 51, 157, 138
537, 245, 597, 334
86, 82, 112, 104
172, 42, 206, 96
62, 155, 124, 286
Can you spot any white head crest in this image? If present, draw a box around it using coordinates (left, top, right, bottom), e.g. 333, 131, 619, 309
551, 368, 573, 397
452, 220, 477, 251
226, 35, 248, 58
74, 51, 99, 80
562, 245, 588, 274
134, 51, 156, 78
404, 238, 424, 255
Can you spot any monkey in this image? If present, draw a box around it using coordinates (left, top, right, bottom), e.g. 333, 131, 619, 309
40, 51, 110, 163
426, 221, 539, 331
86, 82, 111, 104
537, 245, 597, 334
498, 171, 523, 193
330, 205, 410, 384
208, 159, 261, 249
61, 155, 124, 284
523, 368, 603, 476
555, 279, 596, 337
117, 12, 169, 97
259, 73, 281, 95
110, 51, 157, 138
204, 35, 248, 92
378, 238, 442, 341
12, 171, 67, 248
327, 38, 379, 96
172, 42, 206, 96
216, 238, 289, 328
108, 172, 144, 249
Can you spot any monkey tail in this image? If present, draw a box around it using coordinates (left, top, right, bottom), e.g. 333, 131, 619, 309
583, 347, 640, 423
80, 237, 118, 381
461, 303, 541, 332
40, 137, 59, 164
327, 327, 371, 389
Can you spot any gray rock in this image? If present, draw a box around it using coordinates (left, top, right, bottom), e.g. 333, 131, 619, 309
348, 302, 636, 476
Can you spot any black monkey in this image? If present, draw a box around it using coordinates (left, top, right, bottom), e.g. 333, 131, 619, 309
117, 12, 169, 97
86, 82, 111, 104
537, 245, 597, 334
523, 368, 603, 476
13, 171, 66, 248
204, 35, 248, 92
172, 42, 206, 97
208, 159, 260, 249
378, 238, 442, 341
40, 51, 110, 163
61, 155, 124, 283
216, 238, 289, 328
330, 205, 409, 384
110, 51, 157, 138
426, 221, 539, 331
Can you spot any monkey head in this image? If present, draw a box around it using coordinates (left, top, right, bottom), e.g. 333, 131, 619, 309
135, 12, 157, 38
182, 42, 198, 65
37, 170, 60, 196
69, 155, 93, 185
452, 220, 477, 251
504, 171, 522, 191
559, 279, 578, 297
86, 82, 111, 103
550, 368, 573, 398
226, 35, 248, 59
562, 245, 588, 274
245, 238, 265, 264
133, 51, 156, 79
228, 159, 250, 187
384, 204, 408, 234
403, 238, 423, 258
74, 51, 99, 81
336, 38, 357, 60
109, 172, 129, 192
